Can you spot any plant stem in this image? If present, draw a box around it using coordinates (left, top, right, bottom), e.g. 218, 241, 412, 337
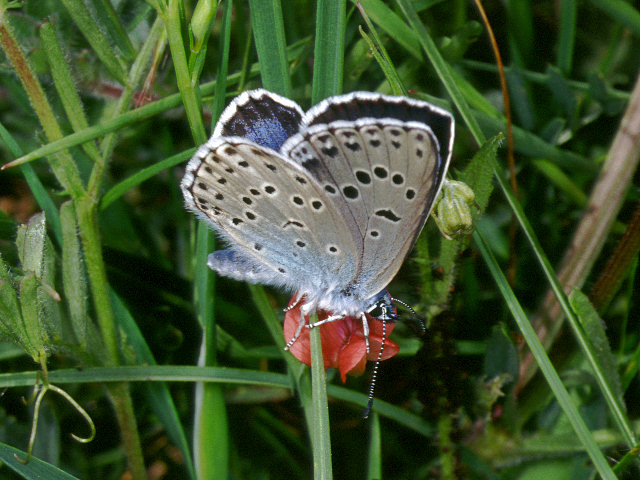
1, 5, 148, 476
75, 201, 147, 479
109, 382, 147, 479
0, 5, 84, 196
518, 69, 640, 390
437, 414, 455, 480
310, 318, 332, 480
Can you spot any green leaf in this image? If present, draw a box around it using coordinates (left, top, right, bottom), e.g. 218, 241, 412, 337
473, 230, 617, 480
101, 148, 195, 210
533, 159, 588, 206
248, 0, 291, 95
557, 0, 577, 73
163, 0, 207, 145
189, 8, 234, 476
0, 442, 81, 480
312, 0, 346, 102
39, 22, 102, 165
569, 290, 625, 409
357, 0, 422, 60
38, 233, 64, 346
474, 111, 594, 172
483, 325, 519, 380
344, 37, 375, 88
89, 0, 136, 60
309, 322, 332, 479
458, 134, 501, 212
16, 213, 47, 275
0, 254, 22, 343
60, 201, 99, 353
110, 290, 196, 480
546, 65, 578, 126
396, 0, 484, 143
0, 122, 62, 245
366, 413, 382, 479
19, 272, 45, 363
356, 6, 406, 95
58, 0, 128, 83
0, 364, 433, 436
588, 0, 640, 37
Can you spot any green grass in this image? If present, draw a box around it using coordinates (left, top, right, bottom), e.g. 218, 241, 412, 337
0, 0, 639, 479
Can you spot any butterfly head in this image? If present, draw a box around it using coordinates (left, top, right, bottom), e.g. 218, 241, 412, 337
365, 290, 398, 323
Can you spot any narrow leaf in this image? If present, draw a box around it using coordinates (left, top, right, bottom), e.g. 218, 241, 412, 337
459, 134, 501, 212
248, 0, 291, 95
16, 213, 46, 275
19, 272, 45, 362
39, 22, 102, 164
60, 201, 90, 348
0, 254, 22, 338
58, 0, 128, 83
0, 442, 81, 480
312, 0, 346, 102
569, 290, 626, 409
473, 229, 617, 480
110, 290, 196, 480
89, 0, 136, 60
0, 122, 62, 244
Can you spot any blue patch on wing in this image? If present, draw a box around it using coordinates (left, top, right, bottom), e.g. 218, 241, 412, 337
219, 95, 303, 151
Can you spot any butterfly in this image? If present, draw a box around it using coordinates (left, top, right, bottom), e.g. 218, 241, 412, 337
181, 89, 454, 351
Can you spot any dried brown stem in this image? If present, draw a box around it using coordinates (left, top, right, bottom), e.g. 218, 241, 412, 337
517, 69, 640, 392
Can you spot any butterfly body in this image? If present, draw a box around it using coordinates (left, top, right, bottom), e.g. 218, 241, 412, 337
181, 89, 454, 337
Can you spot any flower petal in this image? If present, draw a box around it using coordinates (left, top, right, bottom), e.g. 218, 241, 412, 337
283, 296, 400, 378
366, 320, 400, 361
338, 338, 367, 382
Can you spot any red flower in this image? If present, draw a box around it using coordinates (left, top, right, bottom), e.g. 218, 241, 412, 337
283, 296, 400, 383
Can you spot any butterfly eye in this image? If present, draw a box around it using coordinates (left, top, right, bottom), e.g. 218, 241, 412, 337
368, 304, 384, 319
369, 301, 397, 321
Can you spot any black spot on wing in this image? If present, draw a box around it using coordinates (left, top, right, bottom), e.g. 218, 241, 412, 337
302, 157, 321, 171
355, 171, 371, 184
373, 166, 388, 179
343, 185, 359, 199
375, 209, 401, 222
321, 145, 339, 157
304, 95, 453, 164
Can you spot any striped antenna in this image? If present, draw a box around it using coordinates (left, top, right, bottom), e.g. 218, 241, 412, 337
362, 318, 386, 418
392, 296, 425, 333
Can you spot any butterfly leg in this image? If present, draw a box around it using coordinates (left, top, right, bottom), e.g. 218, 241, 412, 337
284, 307, 307, 351
360, 312, 370, 354
283, 293, 304, 312
306, 313, 345, 329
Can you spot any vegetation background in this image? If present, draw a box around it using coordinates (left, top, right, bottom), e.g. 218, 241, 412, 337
0, 0, 638, 479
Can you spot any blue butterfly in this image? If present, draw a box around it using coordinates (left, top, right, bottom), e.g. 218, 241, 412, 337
182, 90, 454, 351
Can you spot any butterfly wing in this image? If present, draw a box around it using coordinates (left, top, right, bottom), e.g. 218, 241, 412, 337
282, 93, 454, 299
304, 91, 454, 165
213, 89, 304, 151
181, 136, 359, 295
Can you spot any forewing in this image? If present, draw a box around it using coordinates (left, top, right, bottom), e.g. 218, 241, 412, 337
282, 118, 448, 297
181, 137, 358, 293
213, 89, 304, 151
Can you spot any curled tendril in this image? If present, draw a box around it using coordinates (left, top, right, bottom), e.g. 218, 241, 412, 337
47, 385, 96, 443
14, 382, 96, 464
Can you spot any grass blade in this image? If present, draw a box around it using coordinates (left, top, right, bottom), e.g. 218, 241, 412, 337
473, 228, 617, 480
58, 0, 127, 83
310, 321, 332, 480
248, 0, 291, 95
312, 0, 346, 102
0, 442, 81, 480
